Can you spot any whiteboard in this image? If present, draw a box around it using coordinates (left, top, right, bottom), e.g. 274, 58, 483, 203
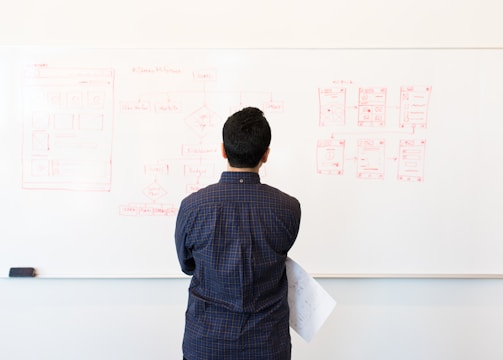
1, 48, 502, 277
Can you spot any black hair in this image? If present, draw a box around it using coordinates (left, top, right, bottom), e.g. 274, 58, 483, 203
222, 107, 271, 168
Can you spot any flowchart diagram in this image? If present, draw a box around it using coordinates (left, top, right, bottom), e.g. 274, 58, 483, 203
112, 63, 289, 217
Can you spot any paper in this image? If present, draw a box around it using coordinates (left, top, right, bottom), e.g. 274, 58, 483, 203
286, 257, 336, 342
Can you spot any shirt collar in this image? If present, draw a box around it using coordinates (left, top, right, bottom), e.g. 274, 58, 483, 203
219, 171, 261, 184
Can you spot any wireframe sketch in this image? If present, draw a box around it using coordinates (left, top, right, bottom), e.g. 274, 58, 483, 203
316, 82, 431, 181
358, 87, 386, 127
356, 139, 386, 179
397, 139, 426, 182
399, 86, 431, 129
22, 66, 115, 191
316, 139, 345, 175
318, 87, 346, 126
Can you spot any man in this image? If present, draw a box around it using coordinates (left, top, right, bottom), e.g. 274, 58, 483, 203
175, 107, 301, 360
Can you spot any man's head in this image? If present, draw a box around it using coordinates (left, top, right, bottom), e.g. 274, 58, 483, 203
222, 107, 271, 169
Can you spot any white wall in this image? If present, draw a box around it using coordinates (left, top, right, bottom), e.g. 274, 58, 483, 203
2, 278, 503, 359
1, 0, 502, 48
2, 1, 503, 359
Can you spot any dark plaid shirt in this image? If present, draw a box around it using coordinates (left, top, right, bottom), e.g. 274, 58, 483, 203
175, 171, 301, 360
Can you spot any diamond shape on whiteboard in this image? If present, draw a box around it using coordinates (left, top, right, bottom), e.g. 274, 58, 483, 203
143, 182, 167, 201
185, 105, 218, 138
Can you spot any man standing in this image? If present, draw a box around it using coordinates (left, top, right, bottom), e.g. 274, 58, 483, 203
175, 107, 301, 359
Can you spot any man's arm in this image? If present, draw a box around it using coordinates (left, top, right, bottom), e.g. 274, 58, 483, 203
174, 203, 195, 275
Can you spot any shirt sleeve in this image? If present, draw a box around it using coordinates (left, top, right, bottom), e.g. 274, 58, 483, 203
174, 201, 195, 275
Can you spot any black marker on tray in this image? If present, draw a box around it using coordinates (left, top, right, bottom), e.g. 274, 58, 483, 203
9, 267, 36, 277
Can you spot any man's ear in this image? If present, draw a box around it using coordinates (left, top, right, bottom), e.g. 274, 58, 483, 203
261, 148, 271, 163
221, 143, 228, 159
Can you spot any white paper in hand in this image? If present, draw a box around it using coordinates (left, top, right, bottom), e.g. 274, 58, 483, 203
286, 257, 336, 342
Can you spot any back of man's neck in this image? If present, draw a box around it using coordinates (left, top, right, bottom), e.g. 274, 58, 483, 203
226, 163, 261, 173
